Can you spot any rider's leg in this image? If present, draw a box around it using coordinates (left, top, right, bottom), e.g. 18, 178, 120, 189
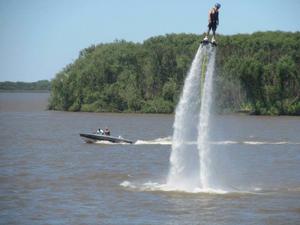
205, 26, 211, 40
211, 25, 217, 42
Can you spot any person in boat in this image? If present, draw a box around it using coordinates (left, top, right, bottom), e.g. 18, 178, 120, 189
203, 3, 221, 44
96, 128, 104, 135
104, 127, 111, 136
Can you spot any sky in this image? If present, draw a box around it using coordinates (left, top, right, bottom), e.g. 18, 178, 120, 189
0, 0, 299, 82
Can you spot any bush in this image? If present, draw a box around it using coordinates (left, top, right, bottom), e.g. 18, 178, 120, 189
141, 98, 174, 113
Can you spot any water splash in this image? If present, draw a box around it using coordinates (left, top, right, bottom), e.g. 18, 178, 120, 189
198, 47, 216, 190
167, 45, 204, 191
135, 137, 172, 145
167, 44, 217, 192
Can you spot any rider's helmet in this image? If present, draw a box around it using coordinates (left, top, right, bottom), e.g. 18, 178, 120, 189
215, 3, 221, 9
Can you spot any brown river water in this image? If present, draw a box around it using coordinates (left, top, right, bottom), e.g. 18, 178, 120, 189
0, 92, 299, 225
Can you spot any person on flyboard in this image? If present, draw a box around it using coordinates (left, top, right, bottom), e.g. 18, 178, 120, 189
203, 3, 221, 45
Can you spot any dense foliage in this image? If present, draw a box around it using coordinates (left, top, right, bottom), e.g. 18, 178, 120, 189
49, 32, 300, 115
0, 80, 50, 91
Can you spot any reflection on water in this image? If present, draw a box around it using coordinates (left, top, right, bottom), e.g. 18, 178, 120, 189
0, 92, 50, 112
0, 93, 300, 225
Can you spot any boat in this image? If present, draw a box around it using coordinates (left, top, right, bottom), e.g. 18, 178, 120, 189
79, 133, 134, 144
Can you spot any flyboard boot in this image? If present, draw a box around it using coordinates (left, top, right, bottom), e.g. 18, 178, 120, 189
211, 36, 217, 46
201, 35, 209, 45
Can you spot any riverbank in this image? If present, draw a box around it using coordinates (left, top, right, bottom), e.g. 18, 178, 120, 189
0, 90, 50, 93
0, 80, 50, 92
48, 32, 300, 115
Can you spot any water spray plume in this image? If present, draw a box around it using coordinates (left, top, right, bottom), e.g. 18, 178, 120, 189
167, 45, 217, 192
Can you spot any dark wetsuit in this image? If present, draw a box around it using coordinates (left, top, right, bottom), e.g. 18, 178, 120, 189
208, 9, 219, 32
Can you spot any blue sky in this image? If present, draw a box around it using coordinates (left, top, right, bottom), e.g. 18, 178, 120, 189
0, 0, 299, 82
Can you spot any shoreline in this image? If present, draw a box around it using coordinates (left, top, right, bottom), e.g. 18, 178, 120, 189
47, 109, 300, 117
0, 90, 50, 93
1, 91, 298, 116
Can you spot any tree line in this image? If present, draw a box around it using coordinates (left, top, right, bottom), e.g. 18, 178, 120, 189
0, 80, 50, 91
48, 31, 300, 115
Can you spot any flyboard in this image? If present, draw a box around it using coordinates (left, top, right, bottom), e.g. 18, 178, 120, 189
200, 39, 217, 47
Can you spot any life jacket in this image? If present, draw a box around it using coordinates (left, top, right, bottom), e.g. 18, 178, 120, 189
209, 8, 219, 23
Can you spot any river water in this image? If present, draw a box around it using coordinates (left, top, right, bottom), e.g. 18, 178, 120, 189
0, 92, 299, 225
